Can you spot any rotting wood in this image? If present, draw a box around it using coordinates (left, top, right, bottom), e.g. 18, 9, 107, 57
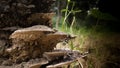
0, 26, 20, 57
0, 49, 88, 68
43, 51, 67, 61
46, 60, 76, 68
29, 58, 48, 68
0, 0, 55, 28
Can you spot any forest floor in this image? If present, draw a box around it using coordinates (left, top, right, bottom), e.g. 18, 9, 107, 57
54, 23, 120, 68
79, 31, 120, 68
86, 33, 120, 68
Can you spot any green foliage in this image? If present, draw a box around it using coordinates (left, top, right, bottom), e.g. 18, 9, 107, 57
53, 0, 120, 67
89, 8, 117, 21
61, 0, 81, 29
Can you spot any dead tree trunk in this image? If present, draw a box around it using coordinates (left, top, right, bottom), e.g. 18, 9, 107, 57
0, 0, 55, 57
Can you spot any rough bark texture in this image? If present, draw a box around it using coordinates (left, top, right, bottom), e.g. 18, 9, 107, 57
0, 27, 20, 57
0, 0, 55, 28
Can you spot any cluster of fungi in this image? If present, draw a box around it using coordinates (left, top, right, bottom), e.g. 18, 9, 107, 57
0, 0, 84, 68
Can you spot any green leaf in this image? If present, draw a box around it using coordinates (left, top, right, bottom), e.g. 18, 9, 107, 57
71, 10, 81, 14
61, 9, 69, 12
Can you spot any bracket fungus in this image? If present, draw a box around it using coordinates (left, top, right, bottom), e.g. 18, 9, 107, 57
6, 25, 70, 63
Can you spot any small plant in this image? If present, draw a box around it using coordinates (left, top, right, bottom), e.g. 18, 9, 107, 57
61, 0, 81, 33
